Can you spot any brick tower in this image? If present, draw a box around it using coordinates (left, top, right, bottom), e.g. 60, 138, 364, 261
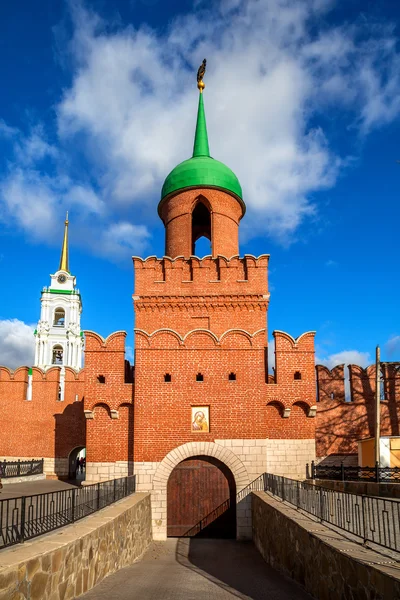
133, 76, 274, 539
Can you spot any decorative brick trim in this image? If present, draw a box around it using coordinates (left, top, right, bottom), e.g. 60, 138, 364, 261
273, 330, 316, 347
135, 327, 266, 346
308, 405, 317, 418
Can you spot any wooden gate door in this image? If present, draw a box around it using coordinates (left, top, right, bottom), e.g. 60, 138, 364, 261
167, 456, 236, 538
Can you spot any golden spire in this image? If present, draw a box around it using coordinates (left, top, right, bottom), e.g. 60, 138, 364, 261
59, 212, 69, 273
197, 58, 206, 93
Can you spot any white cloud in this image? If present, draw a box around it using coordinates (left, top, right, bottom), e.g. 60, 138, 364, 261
2, 0, 400, 256
316, 349, 371, 401
0, 319, 35, 369
385, 335, 400, 358
100, 221, 151, 259
315, 349, 371, 370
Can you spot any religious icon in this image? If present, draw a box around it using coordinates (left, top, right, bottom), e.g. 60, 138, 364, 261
191, 406, 209, 433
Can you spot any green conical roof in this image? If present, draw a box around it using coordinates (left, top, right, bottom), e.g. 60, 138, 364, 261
160, 91, 244, 212
192, 92, 210, 157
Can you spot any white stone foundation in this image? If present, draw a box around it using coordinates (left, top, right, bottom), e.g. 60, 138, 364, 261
265, 439, 316, 480
85, 461, 134, 483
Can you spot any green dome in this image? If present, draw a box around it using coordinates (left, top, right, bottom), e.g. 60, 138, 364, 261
161, 155, 243, 201
159, 91, 244, 212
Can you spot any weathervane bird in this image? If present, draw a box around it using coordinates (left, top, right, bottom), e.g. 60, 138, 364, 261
197, 59, 207, 92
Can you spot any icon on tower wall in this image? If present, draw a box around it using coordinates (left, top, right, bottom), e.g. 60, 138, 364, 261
191, 407, 209, 432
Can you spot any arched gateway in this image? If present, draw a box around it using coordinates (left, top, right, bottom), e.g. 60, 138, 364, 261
167, 456, 236, 537
152, 442, 250, 540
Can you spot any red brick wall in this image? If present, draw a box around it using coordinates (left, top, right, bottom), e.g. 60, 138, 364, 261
132, 241, 317, 463
315, 364, 400, 456
0, 365, 85, 460
83, 331, 134, 464
265, 331, 317, 440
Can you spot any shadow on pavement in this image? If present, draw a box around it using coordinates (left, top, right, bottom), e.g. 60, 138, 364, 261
175, 538, 312, 600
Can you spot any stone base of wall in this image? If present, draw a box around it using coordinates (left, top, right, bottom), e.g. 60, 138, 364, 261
252, 491, 400, 599
0, 457, 68, 479
266, 439, 315, 479
0, 493, 152, 600
85, 461, 134, 483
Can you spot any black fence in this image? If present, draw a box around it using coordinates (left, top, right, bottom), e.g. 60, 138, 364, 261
263, 473, 400, 552
0, 475, 136, 549
308, 461, 400, 482
0, 459, 44, 479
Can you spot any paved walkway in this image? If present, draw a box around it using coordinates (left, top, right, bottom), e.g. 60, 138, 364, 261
81, 538, 312, 599
0, 479, 80, 499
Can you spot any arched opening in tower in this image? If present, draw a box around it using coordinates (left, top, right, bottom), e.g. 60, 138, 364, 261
167, 455, 236, 538
68, 445, 86, 481
192, 201, 211, 256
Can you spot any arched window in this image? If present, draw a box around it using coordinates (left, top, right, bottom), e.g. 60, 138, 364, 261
196, 373, 204, 382
294, 371, 302, 380
192, 201, 211, 255
164, 373, 172, 382
52, 345, 63, 365
54, 308, 65, 327
228, 372, 236, 381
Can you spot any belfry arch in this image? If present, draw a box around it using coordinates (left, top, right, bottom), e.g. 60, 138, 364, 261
192, 198, 212, 255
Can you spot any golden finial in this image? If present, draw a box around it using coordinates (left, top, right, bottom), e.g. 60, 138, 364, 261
59, 211, 69, 273
197, 58, 206, 93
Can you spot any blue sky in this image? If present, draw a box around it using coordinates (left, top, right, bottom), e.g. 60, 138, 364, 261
0, 0, 400, 369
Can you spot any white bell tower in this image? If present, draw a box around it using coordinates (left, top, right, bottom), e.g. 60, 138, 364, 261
34, 213, 83, 373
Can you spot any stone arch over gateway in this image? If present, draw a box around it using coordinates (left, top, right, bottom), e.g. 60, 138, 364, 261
151, 442, 250, 540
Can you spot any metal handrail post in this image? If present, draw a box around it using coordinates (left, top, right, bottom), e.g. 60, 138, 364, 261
311, 460, 316, 480
20, 496, 26, 542
362, 495, 367, 544
71, 488, 76, 523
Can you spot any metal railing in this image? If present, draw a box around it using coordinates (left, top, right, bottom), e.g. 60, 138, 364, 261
0, 475, 136, 549
308, 461, 400, 482
263, 473, 400, 552
307, 461, 400, 482
183, 498, 231, 537
0, 459, 44, 479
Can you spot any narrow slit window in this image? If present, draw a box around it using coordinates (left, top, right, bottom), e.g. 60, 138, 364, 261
294, 371, 302, 380
97, 375, 106, 384
330, 392, 335, 400
164, 373, 172, 382
228, 372, 236, 381
196, 373, 204, 382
